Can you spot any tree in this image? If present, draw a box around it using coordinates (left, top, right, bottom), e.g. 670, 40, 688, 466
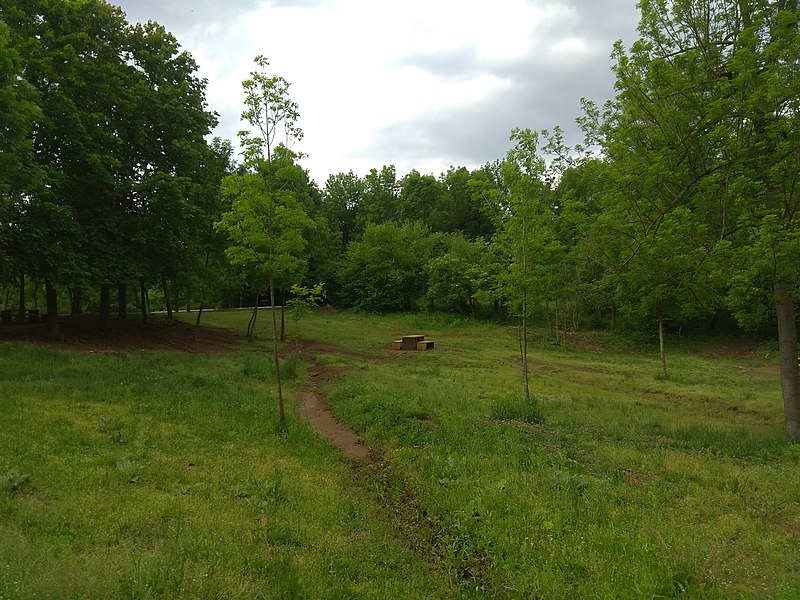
496, 129, 563, 402
398, 170, 441, 225
321, 171, 362, 246
604, 0, 800, 438
217, 55, 309, 429
0, 0, 216, 332
286, 282, 323, 336
338, 221, 437, 312
354, 165, 399, 232
424, 234, 490, 314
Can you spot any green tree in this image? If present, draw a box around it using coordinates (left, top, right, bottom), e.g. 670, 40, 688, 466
217, 55, 309, 428
398, 170, 441, 225
496, 129, 563, 402
424, 234, 490, 314
321, 171, 362, 246
338, 221, 437, 312
603, 0, 800, 437
354, 165, 399, 232
1, 0, 215, 332
431, 166, 495, 238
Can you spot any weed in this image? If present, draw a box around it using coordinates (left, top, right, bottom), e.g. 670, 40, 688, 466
115, 457, 140, 484
490, 394, 542, 423
1, 471, 30, 496
235, 473, 289, 510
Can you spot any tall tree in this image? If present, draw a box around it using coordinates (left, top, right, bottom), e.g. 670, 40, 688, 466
604, 0, 800, 438
218, 55, 309, 429
354, 165, 399, 232
321, 171, 362, 246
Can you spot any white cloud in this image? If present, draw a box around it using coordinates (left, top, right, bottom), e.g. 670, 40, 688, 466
114, 0, 640, 183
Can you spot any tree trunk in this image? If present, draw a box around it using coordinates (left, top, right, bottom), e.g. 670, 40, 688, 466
117, 282, 127, 320
139, 277, 148, 325
247, 293, 259, 341
45, 280, 59, 340
194, 305, 204, 341
17, 272, 25, 324
775, 281, 800, 442
271, 276, 286, 429
280, 289, 285, 342
521, 290, 530, 403
70, 287, 83, 315
658, 317, 668, 379
162, 273, 173, 319
99, 284, 111, 332
193, 247, 213, 339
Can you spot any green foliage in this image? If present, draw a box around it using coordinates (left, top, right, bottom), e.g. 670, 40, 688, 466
0, 0, 217, 315
338, 221, 437, 312
287, 282, 324, 334
217, 169, 311, 288
424, 235, 489, 313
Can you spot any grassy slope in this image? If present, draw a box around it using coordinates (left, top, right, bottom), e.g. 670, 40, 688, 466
2, 309, 799, 599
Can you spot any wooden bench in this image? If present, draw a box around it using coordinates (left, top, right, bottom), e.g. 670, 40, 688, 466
416, 340, 435, 350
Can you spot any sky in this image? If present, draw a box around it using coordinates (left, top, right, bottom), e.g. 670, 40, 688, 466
113, 0, 641, 186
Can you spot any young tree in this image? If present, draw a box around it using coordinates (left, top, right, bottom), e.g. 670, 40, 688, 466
495, 129, 563, 402
217, 56, 309, 428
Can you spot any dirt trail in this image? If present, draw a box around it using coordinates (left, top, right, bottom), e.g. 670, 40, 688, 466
290, 339, 376, 463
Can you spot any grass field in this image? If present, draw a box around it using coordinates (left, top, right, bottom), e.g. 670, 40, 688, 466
1, 309, 798, 598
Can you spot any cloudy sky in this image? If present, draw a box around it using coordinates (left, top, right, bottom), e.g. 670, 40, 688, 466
113, 0, 640, 186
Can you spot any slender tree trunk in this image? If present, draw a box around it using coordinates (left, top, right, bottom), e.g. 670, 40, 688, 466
658, 316, 668, 379
139, 277, 148, 325
247, 293, 259, 341
4, 286, 11, 310
70, 287, 83, 315
162, 273, 173, 319
193, 248, 212, 340
17, 272, 25, 324
117, 282, 127, 320
521, 290, 530, 403
271, 276, 286, 428
194, 305, 204, 341
99, 284, 111, 332
45, 280, 59, 340
280, 289, 285, 342
775, 281, 800, 442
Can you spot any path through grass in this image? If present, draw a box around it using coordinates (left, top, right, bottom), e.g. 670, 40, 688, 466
2, 310, 799, 598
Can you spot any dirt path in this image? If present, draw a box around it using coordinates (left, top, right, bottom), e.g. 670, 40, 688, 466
290, 339, 376, 463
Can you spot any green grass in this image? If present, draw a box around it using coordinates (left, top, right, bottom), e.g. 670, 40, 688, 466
0, 341, 454, 599
3, 310, 800, 599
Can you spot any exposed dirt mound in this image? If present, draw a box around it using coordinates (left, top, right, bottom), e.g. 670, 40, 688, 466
0, 314, 241, 354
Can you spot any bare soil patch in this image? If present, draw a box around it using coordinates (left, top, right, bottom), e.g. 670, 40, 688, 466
0, 314, 241, 354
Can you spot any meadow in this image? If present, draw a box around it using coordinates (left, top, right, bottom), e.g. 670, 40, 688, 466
1, 309, 798, 599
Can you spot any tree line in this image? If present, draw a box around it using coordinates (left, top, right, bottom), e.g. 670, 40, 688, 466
1, 0, 798, 440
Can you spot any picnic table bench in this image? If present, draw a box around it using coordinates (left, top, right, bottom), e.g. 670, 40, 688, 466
392, 334, 435, 351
